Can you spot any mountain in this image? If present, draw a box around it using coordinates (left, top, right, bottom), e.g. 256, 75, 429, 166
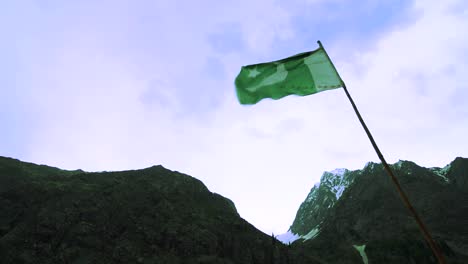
289, 168, 356, 237
0, 156, 318, 264
283, 158, 468, 263
4, 155, 467, 264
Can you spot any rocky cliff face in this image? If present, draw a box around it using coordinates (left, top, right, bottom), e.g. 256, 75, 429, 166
0, 157, 315, 264
290, 168, 357, 237
287, 158, 468, 264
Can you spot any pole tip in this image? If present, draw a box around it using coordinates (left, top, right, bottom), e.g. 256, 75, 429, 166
317, 40, 323, 48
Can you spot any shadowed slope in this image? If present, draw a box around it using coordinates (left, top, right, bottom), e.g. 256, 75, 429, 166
0, 156, 319, 264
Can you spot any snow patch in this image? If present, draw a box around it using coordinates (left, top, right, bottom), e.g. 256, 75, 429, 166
329, 168, 347, 176
394, 160, 404, 169
332, 185, 346, 200
353, 244, 368, 264
276, 231, 300, 244
326, 169, 350, 200
441, 164, 452, 174
302, 228, 320, 240
431, 164, 451, 183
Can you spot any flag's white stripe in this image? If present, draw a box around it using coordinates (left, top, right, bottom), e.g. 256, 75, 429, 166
245, 64, 288, 92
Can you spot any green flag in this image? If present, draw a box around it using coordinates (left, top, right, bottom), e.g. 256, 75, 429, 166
235, 47, 343, 105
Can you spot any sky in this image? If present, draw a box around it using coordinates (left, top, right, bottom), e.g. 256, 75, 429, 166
1, 0, 468, 235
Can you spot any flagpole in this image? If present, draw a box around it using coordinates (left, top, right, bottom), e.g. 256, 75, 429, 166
317, 41, 446, 264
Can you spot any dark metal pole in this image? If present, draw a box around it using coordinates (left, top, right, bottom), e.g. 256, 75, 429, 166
317, 40, 446, 264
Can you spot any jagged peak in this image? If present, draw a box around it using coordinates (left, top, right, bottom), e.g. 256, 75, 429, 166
144, 164, 166, 170
320, 168, 353, 193
363, 159, 421, 172
452, 156, 467, 163
320, 168, 350, 184
327, 168, 347, 176
450, 157, 468, 169
393, 160, 406, 169
391, 159, 420, 171
363, 161, 378, 171
290, 157, 468, 243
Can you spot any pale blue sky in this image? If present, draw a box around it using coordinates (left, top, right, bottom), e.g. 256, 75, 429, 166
1, 0, 468, 234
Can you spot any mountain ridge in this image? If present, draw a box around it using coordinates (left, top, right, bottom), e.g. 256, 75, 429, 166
286, 157, 465, 239
0, 156, 314, 264
282, 157, 468, 263
3, 155, 467, 263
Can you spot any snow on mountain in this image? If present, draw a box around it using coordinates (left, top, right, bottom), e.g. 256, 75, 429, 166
288, 167, 357, 239
332, 185, 346, 200
353, 245, 369, 264
430, 164, 451, 183
329, 168, 346, 176
302, 227, 320, 240
323, 168, 352, 200
284, 158, 468, 262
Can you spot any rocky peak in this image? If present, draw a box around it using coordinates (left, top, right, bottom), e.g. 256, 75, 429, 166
287, 158, 468, 263
288, 168, 358, 238
287, 158, 467, 243
447, 157, 468, 189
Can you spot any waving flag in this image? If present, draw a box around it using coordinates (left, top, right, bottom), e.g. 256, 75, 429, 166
235, 47, 342, 105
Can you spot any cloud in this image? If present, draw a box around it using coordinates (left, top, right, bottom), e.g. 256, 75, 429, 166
338, 0, 468, 164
